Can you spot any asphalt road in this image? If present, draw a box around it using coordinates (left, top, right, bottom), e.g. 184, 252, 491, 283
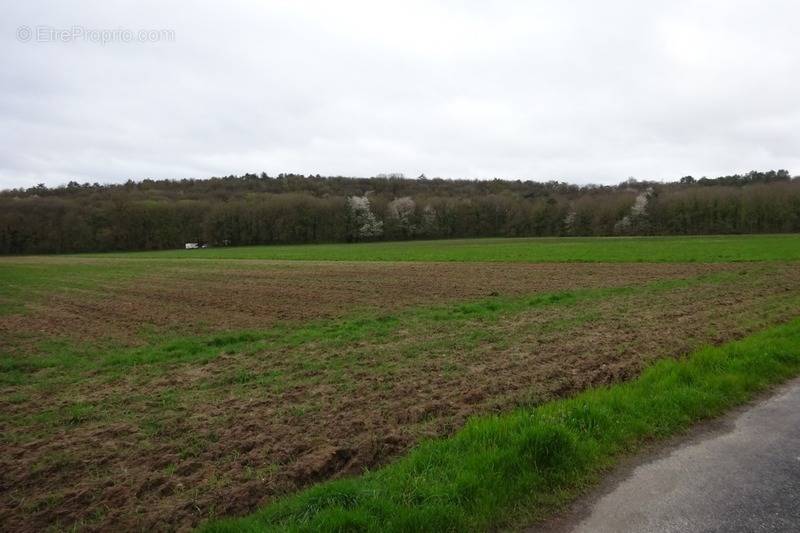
535, 377, 800, 533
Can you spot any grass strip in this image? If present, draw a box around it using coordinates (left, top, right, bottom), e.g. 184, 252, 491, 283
83, 234, 800, 263
200, 317, 800, 532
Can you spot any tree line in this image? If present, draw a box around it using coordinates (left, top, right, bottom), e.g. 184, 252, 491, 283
1, 170, 798, 254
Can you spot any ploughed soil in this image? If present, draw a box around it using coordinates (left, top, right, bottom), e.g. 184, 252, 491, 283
1, 260, 732, 349
1, 261, 799, 531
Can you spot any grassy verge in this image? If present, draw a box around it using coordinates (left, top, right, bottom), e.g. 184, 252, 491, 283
201, 318, 800, 532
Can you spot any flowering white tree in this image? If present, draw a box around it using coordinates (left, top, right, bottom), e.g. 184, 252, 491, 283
563, 208, 577, 234
630, 189, 651, 216
347, 195, 383, 240
615, 187, 653, 234
387, 196, 416, 237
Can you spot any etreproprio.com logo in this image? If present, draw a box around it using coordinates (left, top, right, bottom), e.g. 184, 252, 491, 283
16, 25, 175, 44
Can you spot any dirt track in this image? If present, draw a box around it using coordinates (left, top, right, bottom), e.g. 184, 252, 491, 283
1, 261, 799, 531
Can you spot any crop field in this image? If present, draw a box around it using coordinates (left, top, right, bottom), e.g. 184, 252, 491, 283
2, 234, 800, 531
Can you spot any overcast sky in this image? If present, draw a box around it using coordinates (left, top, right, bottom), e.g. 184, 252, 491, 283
2, 1, 799, 189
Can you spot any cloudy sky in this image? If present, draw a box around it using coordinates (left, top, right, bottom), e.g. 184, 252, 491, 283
2, 1, 799, 189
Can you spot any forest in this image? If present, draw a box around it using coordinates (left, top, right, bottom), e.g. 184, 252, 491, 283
1, 170, 798, 254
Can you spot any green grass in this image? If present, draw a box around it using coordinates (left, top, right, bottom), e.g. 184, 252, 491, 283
0, 260, 155, 315
0, 258, 209, 316
82, 234, 800, 262
0, 257, 257, 316
200, 319, 800, 532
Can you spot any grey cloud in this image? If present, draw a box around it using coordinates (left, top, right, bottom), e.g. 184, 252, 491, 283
1, 0, 799, 189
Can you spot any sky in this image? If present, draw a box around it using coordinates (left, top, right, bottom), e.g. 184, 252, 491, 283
2, 1, 800, 189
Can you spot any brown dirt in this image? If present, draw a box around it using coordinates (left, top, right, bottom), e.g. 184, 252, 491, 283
1, 261, 732, 349
1, 261, 799, 531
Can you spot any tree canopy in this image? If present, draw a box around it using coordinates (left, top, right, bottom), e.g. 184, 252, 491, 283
1, 170, 798, 254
